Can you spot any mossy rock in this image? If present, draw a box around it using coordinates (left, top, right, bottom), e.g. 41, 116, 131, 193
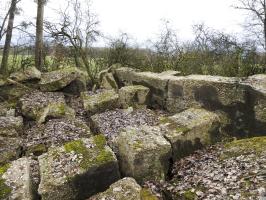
0, 101, 16, 117
0, 137, 22, 165
64, 135, 115, 169
89, 177, 159, 200
38, 136, 120, 200
160, 108, 225, 161
114, 67, 170, 108
98, 69, 119, 90
24, 118, 91, 156
19, 91, 75, 123
0, 116, 23, 137
81, 90, 120, 114
222, 136, 266, 159
0, 158, 39, 200
119, 85, 150, 108
140, 188, 159, 200
39, 67, 88, 92
0, 164, 11, 199
9, 67, 41, 83
115, 125, 172, 184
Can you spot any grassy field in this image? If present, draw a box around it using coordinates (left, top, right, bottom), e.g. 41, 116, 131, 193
0, 55, 104, 77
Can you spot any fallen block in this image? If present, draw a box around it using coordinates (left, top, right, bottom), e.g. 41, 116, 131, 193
0, 157, 39, 200
160, 108, 226, 160
81, 90, 120, 114
115, 125, 172, 183
89, 177, 159, 200
38, 135, 120, 200
119, 85, 150, 108
19, 91, 75, 123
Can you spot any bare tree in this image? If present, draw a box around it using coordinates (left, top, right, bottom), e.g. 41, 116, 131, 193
45, 0, 100, 82
0, 0, 20, 75
148, 20, 183, 72
35, 0, 47, 71
234, 0, 266, 51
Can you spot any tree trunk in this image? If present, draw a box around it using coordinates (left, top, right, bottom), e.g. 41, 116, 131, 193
35, 0, 45, 71
0, 0, 17, 76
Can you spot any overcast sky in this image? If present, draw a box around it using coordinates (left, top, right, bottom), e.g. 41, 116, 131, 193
2, 0, 248, 46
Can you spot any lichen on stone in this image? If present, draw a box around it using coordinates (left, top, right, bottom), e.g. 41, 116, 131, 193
140, 188, 159, 200
223, 136, 266, 158
64, 136, 114, 170
0, 164, 11, 199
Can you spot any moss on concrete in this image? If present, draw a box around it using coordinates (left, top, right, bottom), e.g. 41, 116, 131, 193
0, 164, 11, 199
140, 188, 158, 200
64, 136, 114, 170
223, 136, 266, 158
82, 90, 119, 113
183, 190, 196, 200
26, 144, 47, 156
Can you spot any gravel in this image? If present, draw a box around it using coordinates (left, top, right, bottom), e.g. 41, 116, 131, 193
144, 144, 266, 200
23, 118, 90, 151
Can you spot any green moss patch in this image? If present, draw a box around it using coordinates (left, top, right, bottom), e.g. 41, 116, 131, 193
183, 190, 196, 200
224, 136, 266, 157
0, 164, 11, 199
140, 188, 158, 200
64, 136, 114, 170
219, 136, 266, 160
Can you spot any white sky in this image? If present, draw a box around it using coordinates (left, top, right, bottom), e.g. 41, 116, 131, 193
2, 0, 247, 46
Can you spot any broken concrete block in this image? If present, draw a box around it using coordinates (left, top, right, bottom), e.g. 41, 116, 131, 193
240, 74, 266, 133
115, 67, 170, 108
39, 67, 88, 93
0, 157, 39, 200
9, 67, 41, 83
0, 116, 23, 137
81, 90, 120, 114
38, 135, 120, 200
0, 137, 22, 165
160, 108, 224, 160
89, 177, 159, 200
19, 91, 75, 123
166, 75, 246, 112
98, 68, 119, 90
0, 102, 16, 117
115, 125, 171, 183
119, 85, 150, 108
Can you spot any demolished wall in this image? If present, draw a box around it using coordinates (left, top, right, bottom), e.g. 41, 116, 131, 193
107, 67, 266, 137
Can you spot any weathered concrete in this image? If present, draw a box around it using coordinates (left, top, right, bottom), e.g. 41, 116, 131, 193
19, 91, 75, 123
115, 125, 172, 183
160, 108, 228, 160
0, 115, 23, 164
0, 157, 39, 200
119, 85, 150, 108
240, 74, 266, 134
0, 102, 16, 117
81, 90, 120, 114
9, 67, 41, 83
0, 116, 23, 137
39, 67, 88, 93
89, 177, 159, 200
38, 136, 120, 200
98, 69, 119, 90
115, 67, 171, 108
113, 67, 266, 135
166, 75, 246, 112
0, 137, 22, 165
